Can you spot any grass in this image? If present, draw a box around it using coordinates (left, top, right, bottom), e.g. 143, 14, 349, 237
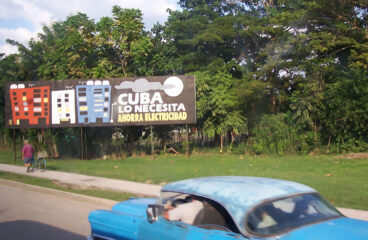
1, 150, 367, 210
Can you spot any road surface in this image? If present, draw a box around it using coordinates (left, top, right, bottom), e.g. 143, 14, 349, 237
1, 178, 367, 240
0, 179, 116, 240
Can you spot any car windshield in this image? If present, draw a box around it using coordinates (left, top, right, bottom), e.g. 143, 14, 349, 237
246, 193, 342, 236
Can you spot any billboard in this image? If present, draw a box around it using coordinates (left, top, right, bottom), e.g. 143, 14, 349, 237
5, 75, 196, 128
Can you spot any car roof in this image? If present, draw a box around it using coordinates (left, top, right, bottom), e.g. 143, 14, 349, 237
162, 176, 317, 233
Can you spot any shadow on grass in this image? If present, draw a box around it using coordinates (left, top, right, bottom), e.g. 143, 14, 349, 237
0, 220, 85, 240
45, 166, 58, 170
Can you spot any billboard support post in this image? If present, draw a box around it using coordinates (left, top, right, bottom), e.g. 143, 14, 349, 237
150, 125, 154, 156
81, 127, 84, 160
13, 129, 16, 163
85, 128, 88, 159
185, 124, 189, 158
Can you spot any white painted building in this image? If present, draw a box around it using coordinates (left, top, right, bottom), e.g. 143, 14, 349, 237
51, 89, 76, 124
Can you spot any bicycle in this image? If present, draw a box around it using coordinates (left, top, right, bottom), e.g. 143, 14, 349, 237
30, 157, 47, 172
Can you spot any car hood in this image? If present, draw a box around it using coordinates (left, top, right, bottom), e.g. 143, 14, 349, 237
88, 198, 157, 240
278, 217, 368, 240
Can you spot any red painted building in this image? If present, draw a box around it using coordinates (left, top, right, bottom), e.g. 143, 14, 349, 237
9, 84, 50, 126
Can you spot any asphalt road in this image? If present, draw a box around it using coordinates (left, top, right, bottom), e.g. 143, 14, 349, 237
0, 180, 116, 240
0, 177, 367, 240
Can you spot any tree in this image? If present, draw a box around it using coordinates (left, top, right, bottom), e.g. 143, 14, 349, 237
0, 54, 26, 147
96, 6, 152, 77
2, 1, 368, 156
166, 1, 249, 74
36, 13, 98, 80
323, 69, 368, 151
148, 23, 182, 75
196, 71, 246, 152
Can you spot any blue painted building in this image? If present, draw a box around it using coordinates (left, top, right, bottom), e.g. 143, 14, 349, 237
76, 80, 111, 124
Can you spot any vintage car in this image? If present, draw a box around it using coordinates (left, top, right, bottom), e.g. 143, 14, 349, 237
88, 176, 368, 239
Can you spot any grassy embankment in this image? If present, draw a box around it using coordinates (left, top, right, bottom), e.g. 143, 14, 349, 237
0, 150, 367, 210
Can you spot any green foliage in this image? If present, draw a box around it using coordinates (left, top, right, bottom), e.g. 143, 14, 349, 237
1, 1, 368, 155
36, 13, 98, 80
54, 128, 81, 158
148, 23, 182, 75
253, 114, 292, 155
252, 113, 314, 155
196, 71, 246, 138
96, 6, 153, 77
323, 68, 368, 151
0, 55, 23, 128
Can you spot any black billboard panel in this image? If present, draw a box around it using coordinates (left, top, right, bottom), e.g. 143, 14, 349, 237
5, 75, 196, 128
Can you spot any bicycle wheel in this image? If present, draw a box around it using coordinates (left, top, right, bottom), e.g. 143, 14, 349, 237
30, 157, 37, 171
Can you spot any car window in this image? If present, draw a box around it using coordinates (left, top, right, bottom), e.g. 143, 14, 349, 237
161, 192, 190, 206
197, 198, 240, 233
161, 191, 240, 233
246, 193, 342, 236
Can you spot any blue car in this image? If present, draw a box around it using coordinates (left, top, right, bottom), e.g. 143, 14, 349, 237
88, 176, 368, 239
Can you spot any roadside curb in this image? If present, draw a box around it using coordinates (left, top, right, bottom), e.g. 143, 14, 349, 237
0, 178, 118, 208
0, 163, 161, 197
338, 207, 368, 222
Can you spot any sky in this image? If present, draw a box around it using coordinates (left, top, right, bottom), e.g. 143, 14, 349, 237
0, 0, 180, 56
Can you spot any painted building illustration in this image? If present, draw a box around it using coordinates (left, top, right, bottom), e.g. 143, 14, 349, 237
76, 80, 111, 124
51, 89, 76, 124
9, 84, 50, 126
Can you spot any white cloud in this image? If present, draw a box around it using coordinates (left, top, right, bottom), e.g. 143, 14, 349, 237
0, 27, 34, 43
116, 0, 178, 28
6, 0, 55, 33
0, 27, 35, 55
0, 0, 179, 55
0, 43, 18, 56
0, 0, 22, 19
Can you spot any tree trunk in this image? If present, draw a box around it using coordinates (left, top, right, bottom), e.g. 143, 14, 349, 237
3, 133, 8, 149
52, 142, 59, 158
130, 140, 135, 157
201, 131, 205, 147
230, 131, 235, 151
271, 95, 277, 114
314, 121, 318, 150
220, 134, 224, 153
121, 59, 127, 77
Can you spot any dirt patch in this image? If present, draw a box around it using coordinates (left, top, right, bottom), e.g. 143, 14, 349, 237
335, 153, 368, 159
52, 180, 90, 190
